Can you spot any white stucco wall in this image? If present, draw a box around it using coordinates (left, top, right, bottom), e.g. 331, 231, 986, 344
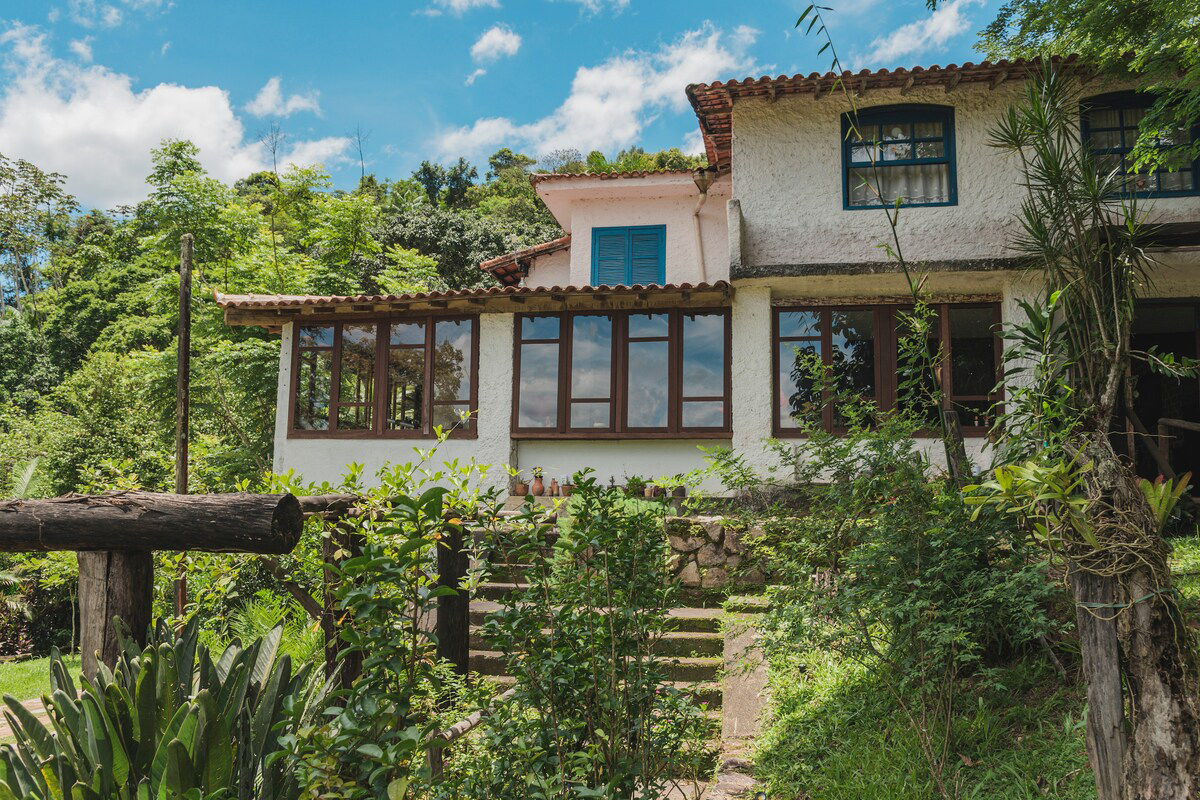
731, 82, 1200, 269
515, 439, 730, 493
527, 247, 571, 288
528, 174, 731, 288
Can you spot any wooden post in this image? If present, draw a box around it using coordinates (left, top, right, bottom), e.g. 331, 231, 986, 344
436, 525, 470, 675
78, 550, 153, 679
175, 233, 193, 619
322, 520, 363, 692
942, 409, 971, 486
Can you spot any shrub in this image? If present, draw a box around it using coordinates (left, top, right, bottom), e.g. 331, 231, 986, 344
0, 618, 325, 799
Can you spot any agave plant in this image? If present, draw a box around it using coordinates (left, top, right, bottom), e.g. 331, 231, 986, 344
0, 617, 328, 799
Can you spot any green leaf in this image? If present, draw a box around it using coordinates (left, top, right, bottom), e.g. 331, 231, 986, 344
387, 777, 410, 800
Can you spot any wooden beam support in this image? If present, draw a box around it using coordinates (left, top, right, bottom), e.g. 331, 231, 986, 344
944, 72, 962, 93
990, 71, 1009, 91
79, 550, 153, 679
0, 492, 304, 554
767, 83, 777, 103
900, 75, 915, 96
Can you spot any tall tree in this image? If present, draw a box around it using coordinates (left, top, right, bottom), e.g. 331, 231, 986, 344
443, 157, 478, 208
412, 161, 447, 205
0, 154, 77, 309
984, 69, 1200, 800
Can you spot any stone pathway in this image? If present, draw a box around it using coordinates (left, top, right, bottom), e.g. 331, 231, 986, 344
0, 697, 49, 741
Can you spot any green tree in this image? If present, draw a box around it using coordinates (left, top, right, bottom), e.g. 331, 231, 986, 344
412, 160, 446, 205
444, 157, 478, 208
0, 153, 77, 309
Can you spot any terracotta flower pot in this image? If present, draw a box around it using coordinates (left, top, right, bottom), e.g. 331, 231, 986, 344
531, 477, 545, 496
513, 482, 529, 497
561, 484, 575, 496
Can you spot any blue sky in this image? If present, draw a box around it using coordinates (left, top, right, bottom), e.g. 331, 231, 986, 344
0, 0, 999, 209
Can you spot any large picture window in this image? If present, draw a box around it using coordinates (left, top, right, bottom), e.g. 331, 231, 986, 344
1082, 92, 1199, 197
291, 315, 478, 438
774, 303, 1000, 436
514, 308, 731, 438
842, 105, 956, 208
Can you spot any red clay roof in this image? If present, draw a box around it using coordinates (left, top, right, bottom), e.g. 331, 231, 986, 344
479, 234, 571, 285
216, 281, 732, 325
686, 55, 1086, 166
530, 168, 697, 185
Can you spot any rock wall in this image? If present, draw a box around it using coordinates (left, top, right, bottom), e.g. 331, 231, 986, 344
665, 515, 764, 589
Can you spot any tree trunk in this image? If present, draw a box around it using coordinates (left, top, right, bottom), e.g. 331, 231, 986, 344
1069, 565, 1127, 800
78, 550, 153, 679
1119, 562, 1200, 799
0, 491, 303, 553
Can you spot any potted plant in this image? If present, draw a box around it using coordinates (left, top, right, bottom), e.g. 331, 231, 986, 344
512, 475, 529, 496
561, 477, 576, 497
530, 467, 545, 497
624, 475, 647, 497
644, 483, 665, 499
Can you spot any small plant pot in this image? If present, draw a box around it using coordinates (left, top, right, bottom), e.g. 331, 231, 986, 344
561, 484, 575, 496
671, 485, 687, 498
531, 477, 545, 496
644, 486, 665, 499
513, 482, 529, 497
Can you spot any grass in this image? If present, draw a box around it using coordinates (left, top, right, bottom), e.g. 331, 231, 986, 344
0, 654, 81, 703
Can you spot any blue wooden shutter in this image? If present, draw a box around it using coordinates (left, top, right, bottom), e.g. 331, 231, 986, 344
592, 229, 628, 286
629, 227, 665, 285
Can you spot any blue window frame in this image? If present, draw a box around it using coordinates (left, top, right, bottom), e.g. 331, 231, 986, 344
590, 225, 666, 286
842, 105, 957, 209
1081, 92, 1199, 197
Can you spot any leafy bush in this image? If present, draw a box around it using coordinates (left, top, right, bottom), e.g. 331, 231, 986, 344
452, 472, 717, 798
0, 618, 326, 799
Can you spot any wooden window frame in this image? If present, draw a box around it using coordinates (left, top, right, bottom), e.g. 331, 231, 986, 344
512, 308, 732, 440
1081, 91, 1200, 198
772, 302, 1002, 438
841, 104, 958, 209
288, 314, 479, 440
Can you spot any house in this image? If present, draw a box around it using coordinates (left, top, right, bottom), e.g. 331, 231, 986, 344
217, 56, 1200, 491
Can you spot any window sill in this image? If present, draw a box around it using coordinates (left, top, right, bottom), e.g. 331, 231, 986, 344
512, 431, 731, 441
772, 428, 992, 439
287, 430, 478, 440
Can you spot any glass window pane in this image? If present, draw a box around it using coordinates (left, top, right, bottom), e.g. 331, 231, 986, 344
682, 313, 725, 397
853, 164, 951, 206
683, 400, 724, 428
949, 307, 997, 397
522, 315, 560, 340
387, 348, 424, 430
851, 145, 877, 164
913, 121, 943, 139
433, 319, 472, 404
1090, 129, 1122, 150
571, 401, 611, 429
570, 315, 612, 399
954, 399, 993, 429
830, 309, 875, 401
1089, 107, 1121, 129
338, 404, 372, 430
295, 350, 332, 430
881, 141, 912, 161
339, 324, 375, 407
627, 340, 669, 427
628, 313, 669, 339
1159, 168, 1193, 192
299, 326, 333, 348
433, 404, 472, 430
882, 123, 910, 141
778, 341, 822, 429
518, 342, 559, 428
778, 311, 820, 338
915, 141, 945, 159
390, 321, 425, 346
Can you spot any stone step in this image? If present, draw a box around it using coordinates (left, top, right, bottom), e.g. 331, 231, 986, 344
469, 601, 724, 633
470, 651, 721, 682
724, 594, 770, 614
468, 628, 723, 657
483, 675, 723, 710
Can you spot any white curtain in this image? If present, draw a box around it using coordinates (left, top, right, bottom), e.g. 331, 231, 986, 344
850, 164, 950, 206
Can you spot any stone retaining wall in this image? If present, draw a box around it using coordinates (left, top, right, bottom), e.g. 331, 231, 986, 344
665, 515, 765, 588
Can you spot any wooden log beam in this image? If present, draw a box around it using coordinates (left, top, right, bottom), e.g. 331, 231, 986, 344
79, 550, 153, 679
436, 525, 470, 676
0, 491, 303, 554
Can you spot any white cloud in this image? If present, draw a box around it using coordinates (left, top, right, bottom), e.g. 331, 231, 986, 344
244, 76, 321, 118
437, 22, 760, 160
858, 0, 982, 66
424, 0, 500, 15
561, 0, 630, 12
160, 40, 170, 56
68, 37, 93, 62
464, 67, 487, 86
0, 24, 349, 209
65, 0, 170, 28
470, 24, 521, 63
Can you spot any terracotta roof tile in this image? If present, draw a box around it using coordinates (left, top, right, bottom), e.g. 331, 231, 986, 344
686, 55, 1087, 166
479, 234, 571, 285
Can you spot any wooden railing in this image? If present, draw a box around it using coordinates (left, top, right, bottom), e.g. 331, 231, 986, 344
428, 687, 517, 781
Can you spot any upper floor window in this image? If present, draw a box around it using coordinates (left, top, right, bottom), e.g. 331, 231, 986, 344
292, 315, 477, 438
514, 307, 730, 437
1081, 92, 1199, 196
591, 225, 666, 286
842, 105, 957, 209
774, 302, 1000, 436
